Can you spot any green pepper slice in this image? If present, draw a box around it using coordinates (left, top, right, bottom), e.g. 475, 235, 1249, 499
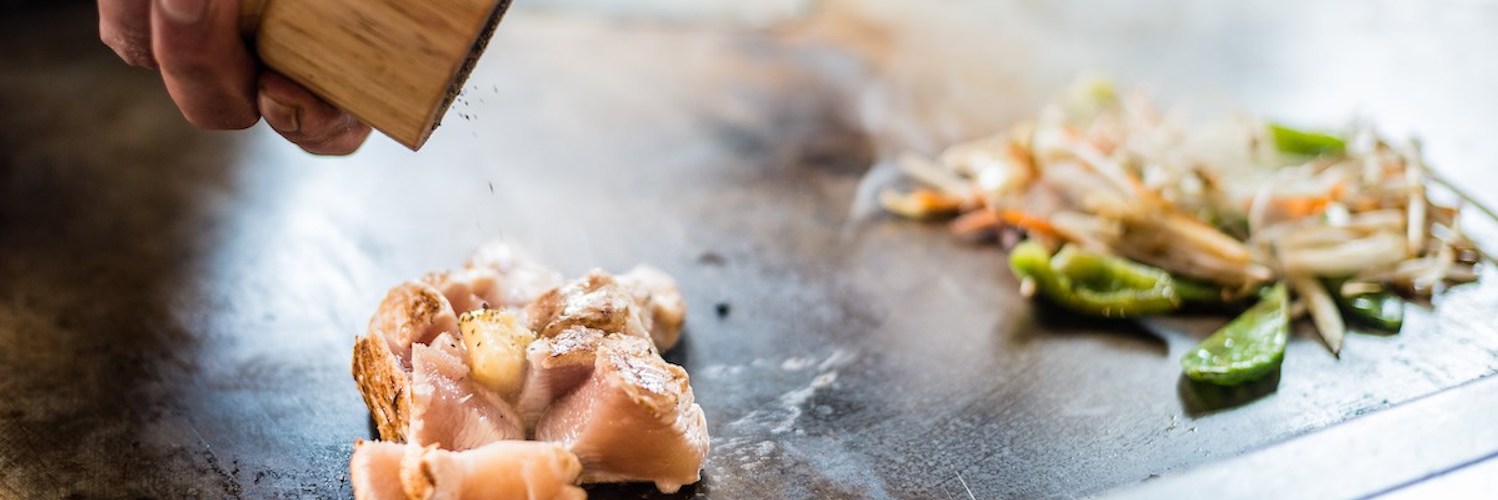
1338, 291, 1404, 332
1269, 123, 1346, 157
1172, 278, 1231, 304
1009, 241, 1182, 318
1181, 284, 1290, 386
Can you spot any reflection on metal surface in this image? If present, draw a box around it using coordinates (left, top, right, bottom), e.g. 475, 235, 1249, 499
1108, 374, 1498, 499
1382, 452, 1498, 500
2, 1, 1498, 498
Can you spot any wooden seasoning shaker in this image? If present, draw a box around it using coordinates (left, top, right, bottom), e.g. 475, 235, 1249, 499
238, 0, 514, 150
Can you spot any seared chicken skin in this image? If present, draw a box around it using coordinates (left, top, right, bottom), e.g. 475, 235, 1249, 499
355, 280, 459, 443
369, 281, 460, 363
351, 241, 705, 496
353, 333, 413, 442
525, 271, 652, 341
525, 267, 687, 351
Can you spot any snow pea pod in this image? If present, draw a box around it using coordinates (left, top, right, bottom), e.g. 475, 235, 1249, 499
1181, 284, 1290, 386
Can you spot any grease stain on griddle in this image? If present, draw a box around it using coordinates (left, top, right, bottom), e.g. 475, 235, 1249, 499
696, 251, 727, 266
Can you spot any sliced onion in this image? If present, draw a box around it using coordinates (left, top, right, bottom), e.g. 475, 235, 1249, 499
1291, 276, 1345, 356
1048, 211, 1120, 255
1345, 209, 1406, 232
1280, 233, 1406, 276
1278, 226, 1364, 250
897, 153, 971, 197
1404, 142, 1427, 257
1155, 212, 1256, 264
1338, 281, 1384, 297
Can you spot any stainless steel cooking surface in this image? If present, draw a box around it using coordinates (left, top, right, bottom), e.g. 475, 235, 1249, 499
3, 1, 1497, 498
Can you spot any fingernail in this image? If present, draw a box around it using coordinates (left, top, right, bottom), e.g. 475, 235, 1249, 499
158, 0, 207, 24
260, 93, 301, 134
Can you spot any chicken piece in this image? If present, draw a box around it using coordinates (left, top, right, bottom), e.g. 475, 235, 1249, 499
351, 440, 585, 500
525, 270, 653, 343
369, 281, 461, 362
356, 281, 458, 443
535, 335, 709, 493
401, 441, 586, 500
516, 326, 607, 428
422, 269, 502, 316
617, 265, 687, 351
353, 335, 413, 442
409, 334, 524, 451
465, 240, 565, 307
350, 440, 408, 500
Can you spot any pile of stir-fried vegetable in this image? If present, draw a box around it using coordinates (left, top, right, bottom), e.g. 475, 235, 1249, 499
879, 78, 1491, 385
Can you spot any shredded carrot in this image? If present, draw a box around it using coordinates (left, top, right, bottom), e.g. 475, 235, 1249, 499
997, 209, 1060, 238
1276, 180, 1346, 218
881, 188, 964, 219
949, 210, 999, 237
1279, 196, 1330, 218
1062, 126, 1084, 143
1068, 139, 1168, 210
1005, 139, 1037, 178
951, 208, 1064, 239
1329, 180, 1348, 201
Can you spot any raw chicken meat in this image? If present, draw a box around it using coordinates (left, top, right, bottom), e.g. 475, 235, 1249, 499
617, 265, 687, 351
465, 240, 565, 307
350, 440, 407, 499
405, 441, 586, 500
422, 268, 502, 317
356, 279, 463, 442
516, 326, 607, 429
534, 335, 709, 494
351, 241, 707, 497
408, 334, 525, 450
350, 440, 585, 500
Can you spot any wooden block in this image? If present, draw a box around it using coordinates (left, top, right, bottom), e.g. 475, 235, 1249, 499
241, 0, 513, 150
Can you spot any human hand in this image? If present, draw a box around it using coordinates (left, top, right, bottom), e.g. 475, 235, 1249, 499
99, 0, 371, 155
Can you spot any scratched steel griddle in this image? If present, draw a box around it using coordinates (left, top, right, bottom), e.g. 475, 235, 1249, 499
2, 2, 1497, 498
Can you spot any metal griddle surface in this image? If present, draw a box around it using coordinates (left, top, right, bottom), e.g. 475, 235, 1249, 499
3, 2, 1498, 498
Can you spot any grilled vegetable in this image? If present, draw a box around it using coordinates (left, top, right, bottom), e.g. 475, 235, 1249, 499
1181, 284, 1290, 386
1009, 241, 1182, 318
1171, 278, 1237, 305
879, 187, 964, 219
883, 77, 1491, 360
1269, 123, 1346, 157
1337, 290, 1405, 332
